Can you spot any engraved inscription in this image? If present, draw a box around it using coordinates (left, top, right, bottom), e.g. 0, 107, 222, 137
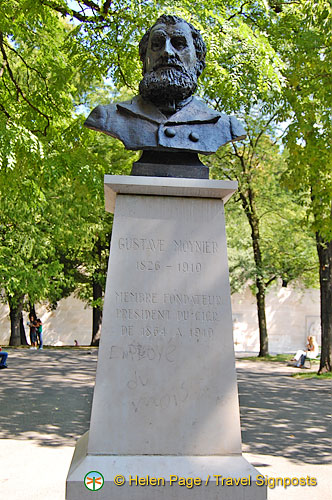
121, 325, 134, 336
136, 260, 161, 271
118, 237, 165, 251
177, 262, 201, 273
177, 310, 220, 321
113, 232, 222, 343
121, 325, 167, 337
163, 293, 222, 306
117, 237, 218, 254
116, 308, 170, 321
116, 291, 158, 304
113, 290, 222, 339
173, 239, 218, 254
120, 326, 214, 338
135, 261, 202, 273
190, 327, 214, 338
115, 291, 222, 306
141, 326, 167, 337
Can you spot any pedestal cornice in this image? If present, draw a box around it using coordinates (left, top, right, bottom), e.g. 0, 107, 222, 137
104, 175, 237, 213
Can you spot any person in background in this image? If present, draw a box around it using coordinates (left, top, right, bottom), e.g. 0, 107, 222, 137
292, 336, 319, 368
36, 318, 43, 350
74, 340, 79, 347
0, 347, 8, 369
28, 314, 38, 349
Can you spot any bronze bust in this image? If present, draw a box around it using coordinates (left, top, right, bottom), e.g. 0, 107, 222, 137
85, 15, 245, 178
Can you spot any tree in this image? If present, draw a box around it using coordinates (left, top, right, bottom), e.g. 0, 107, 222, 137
248, 0, 332, 371
0, 126, 61, 345
210, 112, 318, 356
0, 3, 111, 343
1, 0, 329, 358
0, 127, 98, 344
72, 139, 135, 345
189, 0, 331, 369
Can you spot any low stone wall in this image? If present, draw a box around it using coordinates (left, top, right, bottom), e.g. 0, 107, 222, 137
232, 286, 320, 352
0, 295, 92, 347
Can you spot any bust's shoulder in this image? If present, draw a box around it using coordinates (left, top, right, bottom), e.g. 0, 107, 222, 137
84, 96, 156, 132
84, 101, 120, 131
184, 97, 246, 145
84, 96, 161, 149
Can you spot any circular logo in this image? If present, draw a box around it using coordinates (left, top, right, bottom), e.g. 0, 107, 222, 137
114, 474, 126, 486
84, 471, 104, 491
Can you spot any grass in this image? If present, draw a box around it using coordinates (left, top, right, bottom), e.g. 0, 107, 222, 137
239, 353, 332, 379
291, 371, 332, 379
240, 354, 294, 362
240, 353, 321, 364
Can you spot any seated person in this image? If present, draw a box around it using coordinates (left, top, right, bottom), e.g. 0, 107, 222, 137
293, 336, 319, 367
0, 347, 8, 369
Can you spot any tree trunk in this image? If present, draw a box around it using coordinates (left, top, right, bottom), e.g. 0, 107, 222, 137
250, 215, 269, 356
241, 189, 269, 356
8, 296, 24, 346
256, 278, 268, 356
91, 280, 103, 346
20, 312, 28, 345
29, 302, 36, 318
316, 234, 332, 373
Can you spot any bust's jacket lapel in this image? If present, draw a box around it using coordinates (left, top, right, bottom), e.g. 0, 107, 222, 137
166, 98, 220, 125
117, 96, 221, 125
117, 96, 166, 124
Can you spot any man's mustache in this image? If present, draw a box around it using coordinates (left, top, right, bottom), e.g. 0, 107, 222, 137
152, 56, 185, 72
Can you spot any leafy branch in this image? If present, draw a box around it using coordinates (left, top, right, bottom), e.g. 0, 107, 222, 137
40, 0, 114, 23
2, 39, 56, 107
0, 32, 51, 135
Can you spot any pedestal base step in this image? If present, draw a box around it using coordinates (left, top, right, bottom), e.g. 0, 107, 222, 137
66, 433, 267, 499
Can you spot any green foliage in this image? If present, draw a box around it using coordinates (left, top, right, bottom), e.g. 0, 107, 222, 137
0, 0, 329, 343
0, 2, 83, 135
0, 147, 68, 307
292, 371, 332, 380
73, 122, 136, 309
240, 0, 332, 240
0, 2, 137, 315
3, 0, 285, 112
240, 354, 294, 362
209, 113, 318, 295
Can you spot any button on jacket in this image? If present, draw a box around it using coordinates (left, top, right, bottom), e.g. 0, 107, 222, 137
84, 96, 246, 154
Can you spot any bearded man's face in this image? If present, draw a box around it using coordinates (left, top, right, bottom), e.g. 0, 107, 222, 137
139, 21, 199, 103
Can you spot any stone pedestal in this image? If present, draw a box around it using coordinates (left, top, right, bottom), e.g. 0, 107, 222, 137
66, 176, 267, 499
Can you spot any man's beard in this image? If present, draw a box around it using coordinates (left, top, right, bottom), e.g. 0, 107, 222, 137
139, 67, 198, 105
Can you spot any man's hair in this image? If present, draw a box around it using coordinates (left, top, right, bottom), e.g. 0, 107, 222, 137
139, 15, 207, 77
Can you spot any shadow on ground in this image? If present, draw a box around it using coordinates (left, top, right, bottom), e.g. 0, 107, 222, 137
0, 351, 331, 466
0, 350, 97, 447
237, 360, 332, 465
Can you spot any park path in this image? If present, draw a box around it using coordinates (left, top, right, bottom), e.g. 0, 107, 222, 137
0, 350, 331, 499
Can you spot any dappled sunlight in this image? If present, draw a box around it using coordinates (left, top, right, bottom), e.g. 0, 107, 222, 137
0, 349, 97, 447
237, 360, 331, 465
1, 350, 330, 467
